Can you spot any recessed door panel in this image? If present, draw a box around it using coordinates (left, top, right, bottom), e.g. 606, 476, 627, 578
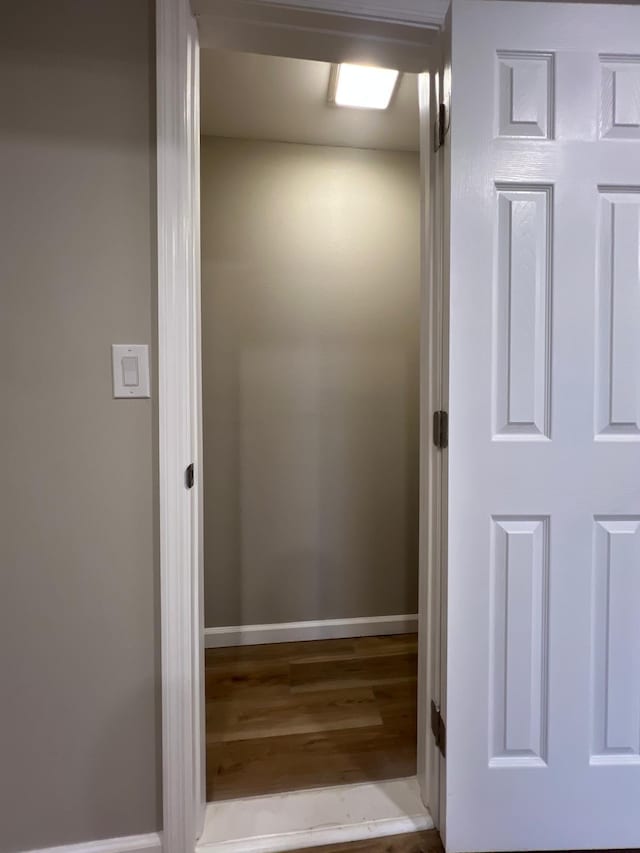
592, 517, 640, 763
490, 517, 549, 765
595, 190, 640, 439
496, 51, 554, 139
601, 56, 640, 140
494, 185, 552, 439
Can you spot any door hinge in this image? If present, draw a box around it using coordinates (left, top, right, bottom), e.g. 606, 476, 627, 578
431, 700, 446, 758
434, 102, 449, 152
433, 410, 448, 450
185, 463, 195, 489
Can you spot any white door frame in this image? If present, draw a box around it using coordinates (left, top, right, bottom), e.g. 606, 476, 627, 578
156, 2, 449, 852
157, 1, 205, 850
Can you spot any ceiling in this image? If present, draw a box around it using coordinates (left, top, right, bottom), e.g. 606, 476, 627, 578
200, 50, 419, 152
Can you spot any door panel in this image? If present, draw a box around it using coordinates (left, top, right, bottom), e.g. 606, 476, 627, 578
596, 190, 640, 438
494, 184, 552, 439
446, 2, 640, 850
592, 517, 640, 761
490, 515, 549, 767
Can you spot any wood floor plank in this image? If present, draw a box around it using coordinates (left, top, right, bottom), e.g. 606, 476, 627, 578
206, 687, 382, 743
205, 661, 290, 700
207, 725, 416, 800
281, 830, 442, 853
290, 651, 418, 694
205, 638, 356, 667
352, 634, 419, 656
373, 683, 417, 733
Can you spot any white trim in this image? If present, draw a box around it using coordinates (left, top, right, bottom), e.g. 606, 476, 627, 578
204, 614, 419, 648
434, 13, 450, 834
192, 0, 449, 28
260, 0, 449, 26
416, 67, 435, 813
21, 833, 162, 853
157, 0, 203, 851
197, 778, 433, 853
194, 0, 441, 73
189, 8, 207, 838
416, 33, 450, 832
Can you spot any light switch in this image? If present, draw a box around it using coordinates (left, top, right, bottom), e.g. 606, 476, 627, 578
122, 356, 140, 387
112, 344, 150, 398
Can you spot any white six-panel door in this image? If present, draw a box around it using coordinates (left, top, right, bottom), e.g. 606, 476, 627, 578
446, 2, 640, 850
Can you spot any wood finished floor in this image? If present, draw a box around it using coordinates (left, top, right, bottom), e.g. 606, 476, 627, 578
284, 830, 442, 853
205, 633, 418, 801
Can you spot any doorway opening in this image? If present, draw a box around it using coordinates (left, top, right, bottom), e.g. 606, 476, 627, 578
155, 1, 448, 848
201, 46, 421, 796
196, 41, 442, 849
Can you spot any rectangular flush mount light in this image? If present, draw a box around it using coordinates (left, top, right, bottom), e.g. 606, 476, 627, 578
330, 63, 400, 110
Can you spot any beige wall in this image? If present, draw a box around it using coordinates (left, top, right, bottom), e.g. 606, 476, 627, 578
0, 2, 160, 850
201, 137, 420, 628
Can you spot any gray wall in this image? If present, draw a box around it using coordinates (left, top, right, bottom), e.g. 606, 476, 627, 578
201, 137, 420, 628
0, 2, 160, 850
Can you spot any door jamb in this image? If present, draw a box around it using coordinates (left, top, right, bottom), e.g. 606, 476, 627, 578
428, 15, 451, 834
156, 2, 447, 852
157, 0, 206, 849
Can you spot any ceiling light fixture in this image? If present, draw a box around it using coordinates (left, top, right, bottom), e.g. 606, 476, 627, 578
330, 63, 400, 110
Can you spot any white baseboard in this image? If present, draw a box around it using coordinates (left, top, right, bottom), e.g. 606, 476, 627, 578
204, 614, 418, 648
197, 777, 433, 853
22, 832, 162, 853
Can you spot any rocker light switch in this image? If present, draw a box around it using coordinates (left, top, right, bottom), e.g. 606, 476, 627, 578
122, 356, 139, 387
112, 344, 150, 398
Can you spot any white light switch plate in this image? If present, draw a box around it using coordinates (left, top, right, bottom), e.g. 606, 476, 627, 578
112, 344, 150, 398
